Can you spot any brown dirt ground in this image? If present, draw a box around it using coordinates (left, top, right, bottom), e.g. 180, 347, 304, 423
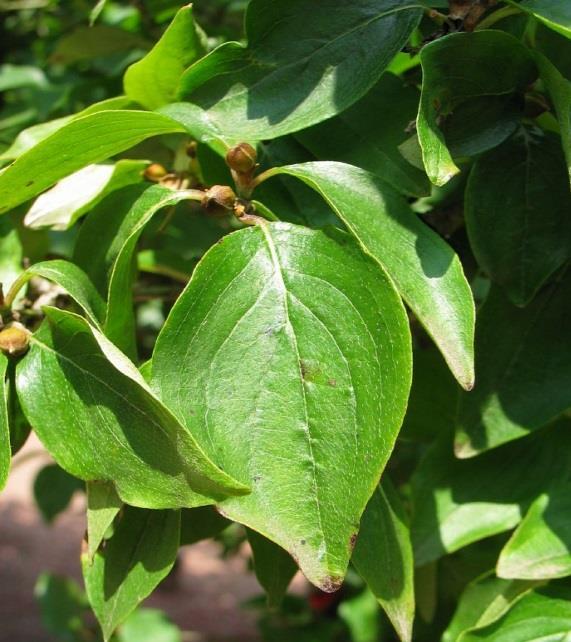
0, 435, 306, 642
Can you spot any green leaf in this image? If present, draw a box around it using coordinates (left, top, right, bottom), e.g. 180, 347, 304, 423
497, 483, 571, 580
124, 5, 205, 109
117, 608, 182, 642
247, 529, 298, 608
86, 481, 122, 563
417, 31, 536, 185
0, 355, 10, 491
0, 217, 23, 294
338, 590, 380, 642
35, 573, 88, 642
266, 161, 475, 389
535, 52, 571, 188
51, 25, 148, 65
507, 0, 571, 38
0, 110, 185, 215
83, 506, 180, 641
16, 307, 248, 509
0, 96, 132, 163
179, 505, 230, 546
460, 586, 571, 641
173, 0, 423, 142
6, 259, 107, 328
411, 421, 571, 565
465, 133, 571, 306
442, 573, 542, 642
152, 222, 412, 590
24, 160, 148, 231
295, 73, 429, 197
33, 463, 84, 523
353, 481, 415, 642
456, 279, 571, 457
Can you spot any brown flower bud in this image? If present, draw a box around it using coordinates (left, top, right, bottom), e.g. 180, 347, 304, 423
202, 185, 237, 211
225, 143, 257, 174
144, 163, 168, 182
0, 323, 30, 357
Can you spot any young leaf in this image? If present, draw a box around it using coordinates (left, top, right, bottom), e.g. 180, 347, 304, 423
459, 586, 571, 641
117, 609, 182, 642
465, 134, 571, 306
83, 506, 180, 641
173, 0, 423, 141
0, 217, 23, 294
152, 222, 412, 591
179, 506, 230, 546
497, 483, 571, 580
33, 463, 84, 523
295, 73, 430, 197
442, 573, 542, 642
247, 529, 298, 608
535, 52, 571, 187
0, 355, 10, 491
0, 110, 185, 215
456, 279, 571, 457
24, 160, 148, 231
352, 481, 415, 642
124, 4, 205, 109
506, 0, 571, 39
86, 481, 122, 563
418, 31, 536, 185
16, 308, 248, 509
411, 421, 571, 565
266, 161, 475, 389
6, 260, 106, 328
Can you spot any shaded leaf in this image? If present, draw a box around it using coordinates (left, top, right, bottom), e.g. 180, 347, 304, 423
35, 573, 88, 642
497, 483, 571, 580
16, 308, 248, 509
83, 506, 180, 641
33, 463, 84, 523
180, 506, 230, 546
456, 279, 571, 457
507, 0, 571, 39
465, 133, 571, 306
124, 4, 205, 109
266, 161, 475, 389
418, 31, 536, 185
51, 26, 148, 64
353, 481, 415, 642
152, 222, 412, 590
0, 355, 10, 491
173, 0, 423, 141
86, 481, 122, 563
0, 110, 185, 215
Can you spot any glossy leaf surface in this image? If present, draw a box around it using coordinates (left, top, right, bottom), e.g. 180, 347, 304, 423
16, 308, 248, 509
174, 0, 423, 141
507, 0, 571, 38
456, 279, 571, 457
152, 222, 412, 590
268, 161, 475, 389
83, 506, 180, 641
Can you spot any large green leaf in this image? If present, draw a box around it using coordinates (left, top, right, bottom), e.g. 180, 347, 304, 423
0, 110, 185, 215
507, 0, 571, 38
417, 31, 536, 186
152, 222, 412, 590
16, 308, 248, 509
266, 162, 475, 389
295, 73, 429, 197
535, 52, 571, 187
353, 481, 415, 642
86, 481, 122, 562
172, 0, 423, 142
460, 586, 571, 641
465, 134, 571, 306
6, 259, 106, 328
0, 355, 10, 491
23, 160, 147, 231
83, 506, 180, 641
456, 279, 571, 457
247, 529, 298, 608
124, 5, 205, 109
442, 573, 542, 642
411, 422, 571, 565
497, 483, 571, 580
